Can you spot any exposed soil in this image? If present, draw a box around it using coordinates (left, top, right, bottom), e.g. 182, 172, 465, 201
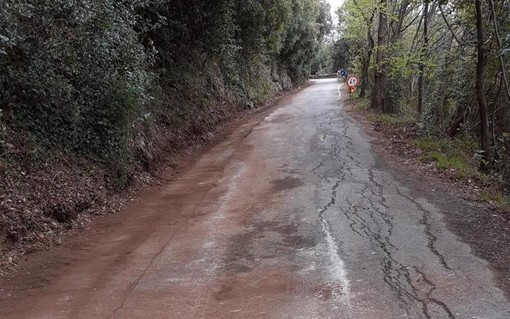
0, 87, 302, 277
345, 96, 510, 300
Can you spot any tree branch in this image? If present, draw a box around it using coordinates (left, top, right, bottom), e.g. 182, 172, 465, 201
438, 4, 465, 46
488, 0, 510, 102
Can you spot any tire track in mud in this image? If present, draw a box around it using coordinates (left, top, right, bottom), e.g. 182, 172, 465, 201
311, 108, 454, 318
105, 118, 264, 319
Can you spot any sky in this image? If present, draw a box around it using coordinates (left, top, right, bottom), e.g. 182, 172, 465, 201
327, 0, 344, 22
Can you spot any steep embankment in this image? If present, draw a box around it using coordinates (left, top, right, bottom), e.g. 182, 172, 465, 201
0, 80, 290, 274
0, 0, 331, 273
0, 54, 292, 273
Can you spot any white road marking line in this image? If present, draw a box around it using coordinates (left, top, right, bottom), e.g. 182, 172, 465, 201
320, 217, 352, 317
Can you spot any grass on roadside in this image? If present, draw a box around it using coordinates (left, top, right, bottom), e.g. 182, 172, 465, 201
411, 135, 510, 212
355, 98, 415, 126
368, 113, 415, 126
480, 190, 510, 211
412, 137, 477, 179
413, 137, 510, 212
354, 99, 510, 213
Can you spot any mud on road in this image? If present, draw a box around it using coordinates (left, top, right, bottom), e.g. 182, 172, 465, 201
1, 79, 510, 318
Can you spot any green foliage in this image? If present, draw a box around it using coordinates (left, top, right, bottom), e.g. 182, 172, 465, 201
330, 39, 351, 72
280, 0, 327, 83
368, 113, 414, 126
480, 191, 510, 211
353, 96, 371, 110
414, 137, 477, 178
0, 0, 154, 165
312, 42, 334, 75
0, 0, 332, 189
236, 0, 292, 57
424, 151, 468, 174
335, 0, 510, 185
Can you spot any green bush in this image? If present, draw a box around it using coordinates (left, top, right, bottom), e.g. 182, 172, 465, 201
0, 0, 331, 189
0, 0, 155, 161
414, 137, 477, 178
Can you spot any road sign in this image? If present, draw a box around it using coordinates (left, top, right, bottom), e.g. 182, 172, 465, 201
347, 76, 359, 88
340, 69, 346, 77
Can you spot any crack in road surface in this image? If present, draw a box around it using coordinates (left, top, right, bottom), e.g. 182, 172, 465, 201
309, 96, 458, 318
1, 79, 510, 319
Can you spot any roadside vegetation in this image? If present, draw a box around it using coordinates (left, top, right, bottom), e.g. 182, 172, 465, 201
0, 0, 332, 268
328, 0, 510, 209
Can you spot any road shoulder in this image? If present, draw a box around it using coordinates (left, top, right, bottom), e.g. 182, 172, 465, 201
343, 94, 510, 300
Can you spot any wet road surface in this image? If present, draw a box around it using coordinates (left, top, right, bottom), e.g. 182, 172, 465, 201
2, 79, 510, 318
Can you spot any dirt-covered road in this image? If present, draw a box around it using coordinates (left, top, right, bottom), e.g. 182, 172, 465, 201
1, 79, 510, 318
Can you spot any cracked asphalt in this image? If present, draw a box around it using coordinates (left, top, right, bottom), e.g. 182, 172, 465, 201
1, 79, 510, 318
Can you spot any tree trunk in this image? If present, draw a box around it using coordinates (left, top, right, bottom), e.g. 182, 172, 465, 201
360, 21, 374, 98
371, 0, 387, 111
475, 0, 491, 171
418, 0, 429, 116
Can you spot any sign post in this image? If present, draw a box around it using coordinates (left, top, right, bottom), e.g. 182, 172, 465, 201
347, 76, 359, 94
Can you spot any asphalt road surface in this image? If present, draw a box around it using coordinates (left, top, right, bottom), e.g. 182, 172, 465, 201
2, 79, 510, 318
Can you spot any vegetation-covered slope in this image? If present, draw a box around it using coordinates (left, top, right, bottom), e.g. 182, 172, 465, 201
0, 0, 331, 266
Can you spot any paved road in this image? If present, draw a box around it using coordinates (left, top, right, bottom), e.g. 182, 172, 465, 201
2, 79, 510, 318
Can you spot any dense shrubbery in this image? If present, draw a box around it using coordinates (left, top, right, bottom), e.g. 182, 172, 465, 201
0, 0, 331, 186
334, 0, 510, 186
0, 1, 154, 160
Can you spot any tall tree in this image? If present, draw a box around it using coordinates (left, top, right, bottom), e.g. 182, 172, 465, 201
417, 0, 429, 116
351, 0, 376, 98
336, 0, 510, 178
371, 0, 387, 111
475, 0, 490, 171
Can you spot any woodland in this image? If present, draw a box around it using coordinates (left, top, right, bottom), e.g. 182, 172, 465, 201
323, 0, 510, 189
0, 0, 331, 261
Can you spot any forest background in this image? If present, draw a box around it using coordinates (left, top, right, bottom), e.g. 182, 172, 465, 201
320, 0, 510, 204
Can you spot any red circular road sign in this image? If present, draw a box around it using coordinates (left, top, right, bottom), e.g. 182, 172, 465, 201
347, 76, 359, 88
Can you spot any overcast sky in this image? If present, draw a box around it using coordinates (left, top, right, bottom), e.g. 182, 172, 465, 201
327, 0, 344, 23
